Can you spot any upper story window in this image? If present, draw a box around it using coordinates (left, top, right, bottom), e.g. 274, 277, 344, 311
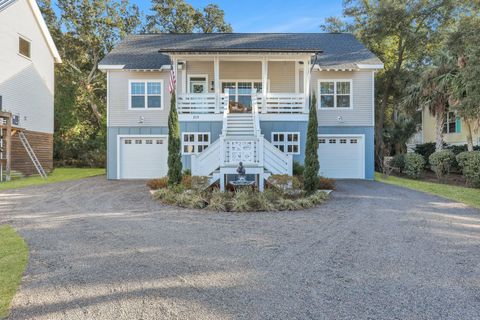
318, 80, 352, 109
443, 111, 460, 134
222, 81, 262, 112
272, 132, 300, 154
18, 36, 31, 58
129, 80, 163, 109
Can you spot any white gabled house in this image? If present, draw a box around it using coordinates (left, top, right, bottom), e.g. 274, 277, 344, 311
0, 0, 61, 178
99, 33, 383, 190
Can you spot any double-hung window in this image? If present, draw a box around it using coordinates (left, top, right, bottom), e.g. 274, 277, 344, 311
443, 111, 460, 134
182, 132, 210, 154
318, 80, 352, 109
272, 132, 300, 154
129, 80, 163, 109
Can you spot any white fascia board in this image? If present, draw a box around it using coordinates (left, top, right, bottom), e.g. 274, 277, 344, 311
356, 63, 384, 70
28, 0, 62, 63
98, 64, 125, 70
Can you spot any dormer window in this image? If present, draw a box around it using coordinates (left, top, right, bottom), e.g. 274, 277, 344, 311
19, 36, 31, 58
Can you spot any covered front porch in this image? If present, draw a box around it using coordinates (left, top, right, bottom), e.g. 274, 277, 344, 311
172, 54, 312, 118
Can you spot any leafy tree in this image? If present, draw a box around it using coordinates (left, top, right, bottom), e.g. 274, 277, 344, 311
303, 94, 319, 193
38, 0, 141, 166
145, 0, 232, 33
322, 0, 455, 164
402, 53, 456, 151
167, 92, 182, 185
446, 14, 480, 151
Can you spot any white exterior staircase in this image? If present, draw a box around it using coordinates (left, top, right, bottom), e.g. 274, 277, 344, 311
190, 92, 292, 191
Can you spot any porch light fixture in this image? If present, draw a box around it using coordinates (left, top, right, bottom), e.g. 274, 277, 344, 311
138, 116, 144, 124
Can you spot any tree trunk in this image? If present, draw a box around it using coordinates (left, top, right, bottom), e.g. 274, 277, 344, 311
434, 109, 445, 151
465, 119, 474, 151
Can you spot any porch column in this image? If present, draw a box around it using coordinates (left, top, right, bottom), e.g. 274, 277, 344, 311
303, 57, 311, 113
261, 57, 268, 113
214, 56, 220, 113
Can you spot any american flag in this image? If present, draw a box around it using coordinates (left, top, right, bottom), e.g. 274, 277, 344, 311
169, 66, 176, 94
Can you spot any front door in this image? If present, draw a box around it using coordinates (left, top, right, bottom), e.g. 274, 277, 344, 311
222, 81, 262, 113
189, 77, 207, 94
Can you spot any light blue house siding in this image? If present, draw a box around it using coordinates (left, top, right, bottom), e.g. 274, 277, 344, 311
180, 121, 223, 170
108, 123, 374, 180
318, 126, 375, 180
107, 126, 168, 179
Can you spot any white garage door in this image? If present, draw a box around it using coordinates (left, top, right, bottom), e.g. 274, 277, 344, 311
119, 136, 168, 179
318, 135, 365, 179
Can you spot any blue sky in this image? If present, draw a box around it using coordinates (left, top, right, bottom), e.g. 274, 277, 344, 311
129, 0, 344, 32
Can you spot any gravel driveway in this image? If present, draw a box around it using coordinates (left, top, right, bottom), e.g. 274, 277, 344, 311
1, 176, 479, 319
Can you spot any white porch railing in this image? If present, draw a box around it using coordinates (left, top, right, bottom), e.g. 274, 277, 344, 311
177, 93, 228, 114
256, 93, 306, 114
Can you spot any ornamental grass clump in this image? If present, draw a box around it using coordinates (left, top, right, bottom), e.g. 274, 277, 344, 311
231, 189, 253, 212
429, 150, 455, 182
456, 151, 480, 187
404, 153, 425, 179
206, 189, 232, 211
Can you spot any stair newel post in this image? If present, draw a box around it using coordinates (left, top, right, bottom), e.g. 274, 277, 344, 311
258, 135, 264, 167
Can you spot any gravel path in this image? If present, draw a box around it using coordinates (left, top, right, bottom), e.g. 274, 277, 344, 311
1, 176, 479, 319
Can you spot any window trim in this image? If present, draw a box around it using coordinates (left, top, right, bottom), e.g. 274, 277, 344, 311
444, 111, 459, 134
187, 74, 209, 94
128, 79, 164, 110
18, 35, 31, 60
181, 132, 211, 155
271, 132, 301, 155
318, 79, 353, 110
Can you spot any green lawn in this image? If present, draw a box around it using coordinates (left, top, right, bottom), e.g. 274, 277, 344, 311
0, 226, 28, 318
0, 168, 105, 191
375, 172, 480, 209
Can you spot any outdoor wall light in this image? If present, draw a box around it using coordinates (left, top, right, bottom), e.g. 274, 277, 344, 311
138, 116, 144, 124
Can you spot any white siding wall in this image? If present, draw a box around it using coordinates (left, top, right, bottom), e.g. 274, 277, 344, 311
312, 70, 374, 127
0, 0, 55, 133
108, 70, 171, 127
268, 61, 295, 93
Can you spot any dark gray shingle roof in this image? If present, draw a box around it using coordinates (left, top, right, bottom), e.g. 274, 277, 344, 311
99, 33, 382, 70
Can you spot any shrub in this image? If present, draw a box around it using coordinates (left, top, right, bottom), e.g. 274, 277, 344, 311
403, 153, 425, 179
391, 154, 405, 173
179, 191, 207, 209
183, 169, 192, 176
293, 161, 305, 176
295, 197, 313, 208
318, 177, 335, 190
191, 176, 211, 191
278, 198, 302, 211
429, 150, 455, 182
251, 192, 277, 212
308, 191, 329, 205
206, 189, 231, 211
267, 174, 302, 190
153, 188, 177, 204
456, 151, 480, 187
414, 142, 437, 167
181, 175, 192, 189
147, 177, 169, 190
304, 93, 319, 193
232, 190, 253, 212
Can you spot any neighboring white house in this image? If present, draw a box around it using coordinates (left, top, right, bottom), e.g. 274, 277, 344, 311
100, 33, 383, 190
0, 0, 61, 176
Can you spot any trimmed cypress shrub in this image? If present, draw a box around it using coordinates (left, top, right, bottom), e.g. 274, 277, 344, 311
303, 93, 319, 193
167, 92, 183, 186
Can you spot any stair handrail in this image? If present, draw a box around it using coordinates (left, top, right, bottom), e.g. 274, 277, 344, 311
191, 137, 222, 176
263, 138, 293, 175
